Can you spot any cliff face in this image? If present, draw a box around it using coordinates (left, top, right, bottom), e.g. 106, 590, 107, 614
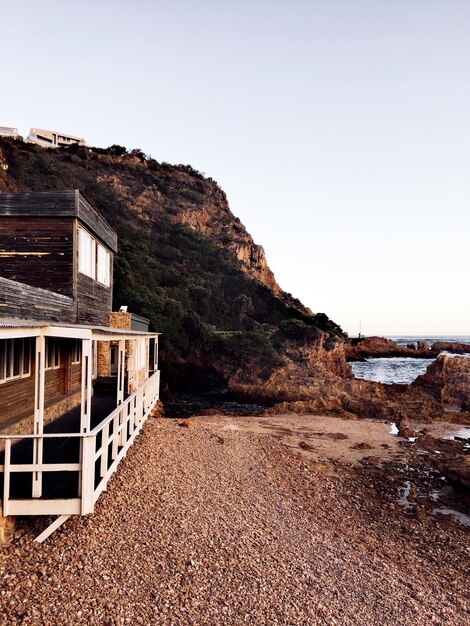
95, 154, 284, 297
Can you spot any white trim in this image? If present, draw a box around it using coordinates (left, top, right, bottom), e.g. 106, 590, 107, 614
78, 226, 96, 279
71, 339, 81, 365
96, 242, 111, 286
80, 339, 92, 433
34, 515, 72, 543
0, 337, 32, 384
45, 337, 60, 371
8, 500, 81, 516
32, 336, 46, 499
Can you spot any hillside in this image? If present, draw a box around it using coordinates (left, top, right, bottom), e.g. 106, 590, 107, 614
0, 138, 344, 393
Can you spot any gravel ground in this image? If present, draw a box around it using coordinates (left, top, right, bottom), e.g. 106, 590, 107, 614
1, 416, 469, 625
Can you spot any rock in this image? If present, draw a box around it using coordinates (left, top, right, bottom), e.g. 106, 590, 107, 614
150, 400, 165, 418
346, 336, 439, 360
431, 341, 470, 355
180, 419, 197, 429
436, 455, 470, 490
413, 355, 470, 406
350, 442, 373, 450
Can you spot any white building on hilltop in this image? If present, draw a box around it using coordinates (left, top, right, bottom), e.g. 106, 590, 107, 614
0, 127, 19, 139
27, 127, 86, 148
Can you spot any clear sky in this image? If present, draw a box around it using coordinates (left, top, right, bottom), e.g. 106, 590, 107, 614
2, 0, 469, 336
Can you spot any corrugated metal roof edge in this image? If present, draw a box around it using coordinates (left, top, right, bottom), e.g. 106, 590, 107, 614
0, 318, 160, 336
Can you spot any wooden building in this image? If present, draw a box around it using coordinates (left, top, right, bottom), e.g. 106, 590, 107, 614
0, 191, 160, 543
0, 190, 117, 325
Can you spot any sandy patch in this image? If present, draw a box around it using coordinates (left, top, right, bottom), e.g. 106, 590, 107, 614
197, 413, 408, 467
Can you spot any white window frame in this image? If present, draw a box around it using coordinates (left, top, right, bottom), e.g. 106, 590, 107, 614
78, 227, 96, 279
97, 242, 111, 286
0, 338, 32, 384
45, 338, 60, 371
72, 339, 81, 365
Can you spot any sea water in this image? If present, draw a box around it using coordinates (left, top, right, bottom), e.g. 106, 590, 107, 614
350, 336, 470, 385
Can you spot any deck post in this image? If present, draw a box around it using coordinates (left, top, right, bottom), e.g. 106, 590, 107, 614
117, 339, 125, 405
80, 436, 95, 515
80, 338, 92, 433
145, 337, 149, 380
32, 334, 46, 498
129, 339, 136, 393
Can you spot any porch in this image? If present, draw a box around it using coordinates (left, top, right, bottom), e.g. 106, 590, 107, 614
0, 321, 160, 540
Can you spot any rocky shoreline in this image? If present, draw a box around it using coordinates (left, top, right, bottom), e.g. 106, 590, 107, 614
345, 336, 470, 361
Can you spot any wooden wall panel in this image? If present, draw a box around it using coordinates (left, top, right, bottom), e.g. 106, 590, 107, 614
77, 273, 112, 326
0, 373, 35, 429
0, 217, 74, 296
0, 277, 76, 323
0, 190, 76, 215
0, 340, 84, 430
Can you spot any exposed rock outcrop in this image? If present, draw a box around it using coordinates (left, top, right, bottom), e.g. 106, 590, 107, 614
431, 341, 470, 355
346, 336, 434, 360
413, 355, 470, 409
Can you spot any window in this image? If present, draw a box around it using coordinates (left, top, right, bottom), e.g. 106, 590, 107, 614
0, 338, 31, 384
97, 243, 110, 286
78, 227, 96, 279
79, 227, 111, 286
72, 340, 81, 364
135, 338, 146, 370
45, 338, 60, 370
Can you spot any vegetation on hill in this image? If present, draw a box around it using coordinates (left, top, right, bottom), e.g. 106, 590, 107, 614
0, 137, 345, 392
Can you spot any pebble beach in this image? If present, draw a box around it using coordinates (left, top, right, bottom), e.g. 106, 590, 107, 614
1, 416, 469, 625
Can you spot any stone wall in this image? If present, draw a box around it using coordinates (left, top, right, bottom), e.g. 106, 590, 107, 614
97, 341, 111, 377
109, 311, 132, 330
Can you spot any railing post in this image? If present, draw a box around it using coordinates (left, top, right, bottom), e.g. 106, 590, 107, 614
112, 413, 119, 460
80, 338, 93, 434
3, 440, 11, 517
117, 339, 125, 405
81, 436, 95, 515
100, 423, 109, 479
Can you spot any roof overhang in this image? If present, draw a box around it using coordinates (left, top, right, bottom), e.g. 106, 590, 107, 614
0, 319, 160, 341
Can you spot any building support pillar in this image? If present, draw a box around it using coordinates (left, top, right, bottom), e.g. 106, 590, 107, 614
117, 339, 125, 405
32, 335, 46, 498
80, 338, 93, 433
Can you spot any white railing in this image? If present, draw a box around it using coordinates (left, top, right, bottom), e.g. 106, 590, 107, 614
1, 370, 160, 518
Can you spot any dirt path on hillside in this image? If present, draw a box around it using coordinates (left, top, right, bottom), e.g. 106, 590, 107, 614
1, 416, 469, 625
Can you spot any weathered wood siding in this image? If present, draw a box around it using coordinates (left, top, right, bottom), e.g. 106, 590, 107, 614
0, 277, 76, 322
77, 273, 112, 325
0, 340, 82, 430
0, 191, 117, 325
0, 217, 74, 296
0, 191, 117, 252
0, 190, 77, 216
0, 369, 35, 430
